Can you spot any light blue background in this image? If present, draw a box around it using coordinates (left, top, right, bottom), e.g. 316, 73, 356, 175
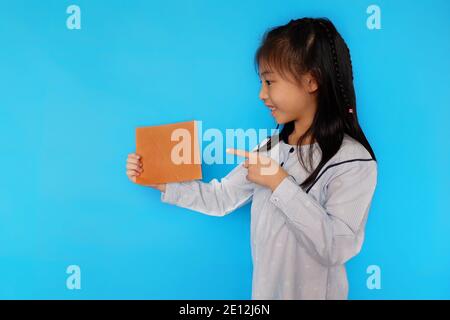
0, 0, 449, 299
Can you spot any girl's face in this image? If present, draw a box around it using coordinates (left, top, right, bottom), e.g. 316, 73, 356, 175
258, 67, 318, 124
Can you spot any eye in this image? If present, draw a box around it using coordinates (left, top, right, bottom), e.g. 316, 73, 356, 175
265, 80, 272, 86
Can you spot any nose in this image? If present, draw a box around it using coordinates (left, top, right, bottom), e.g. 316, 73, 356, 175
259, 82, 269, 101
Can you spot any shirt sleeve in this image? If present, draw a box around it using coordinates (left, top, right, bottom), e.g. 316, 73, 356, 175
160, 159, 255, 217
159, 138, 273, 217
269, 159, 378, 266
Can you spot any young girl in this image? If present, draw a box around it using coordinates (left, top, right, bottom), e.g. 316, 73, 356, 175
126, 17, 378, 300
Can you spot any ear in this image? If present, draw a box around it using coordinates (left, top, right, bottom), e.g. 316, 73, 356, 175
304, 72, 319, 93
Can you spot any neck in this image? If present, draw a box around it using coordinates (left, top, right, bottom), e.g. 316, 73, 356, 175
289, 115, 315, 145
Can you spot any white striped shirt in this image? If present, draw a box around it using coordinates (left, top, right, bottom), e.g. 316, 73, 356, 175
160, 133, 378, 299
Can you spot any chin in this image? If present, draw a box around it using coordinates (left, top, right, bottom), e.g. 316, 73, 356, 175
274, 117, 289, 125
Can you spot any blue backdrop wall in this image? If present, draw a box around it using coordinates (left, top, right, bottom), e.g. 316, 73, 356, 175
0, 0, 449, 299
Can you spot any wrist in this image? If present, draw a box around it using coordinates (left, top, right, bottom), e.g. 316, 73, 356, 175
270, 170, 289, 192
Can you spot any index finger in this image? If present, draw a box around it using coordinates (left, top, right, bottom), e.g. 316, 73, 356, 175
226, 148, 258, 163
226, 148, 250, 158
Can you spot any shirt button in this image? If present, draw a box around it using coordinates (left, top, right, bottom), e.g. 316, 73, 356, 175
273, 197, 279, 202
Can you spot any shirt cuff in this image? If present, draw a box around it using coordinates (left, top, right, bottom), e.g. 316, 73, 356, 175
270, 174, 318, 210
160, 182, 181, 204
269, 175, 300, 209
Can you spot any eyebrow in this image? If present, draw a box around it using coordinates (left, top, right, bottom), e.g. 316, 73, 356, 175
259, 71, 274, 77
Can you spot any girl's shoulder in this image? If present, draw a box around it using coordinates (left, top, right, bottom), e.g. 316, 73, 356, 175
335, 133, 374, 162
317, 134, 377, 194
318, 133, 377, 182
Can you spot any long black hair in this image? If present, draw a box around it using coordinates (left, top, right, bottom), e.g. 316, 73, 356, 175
254, 17, 377, 191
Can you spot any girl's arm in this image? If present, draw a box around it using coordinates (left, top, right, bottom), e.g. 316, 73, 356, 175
160, 160, 255, 217
269, 160, 378, 267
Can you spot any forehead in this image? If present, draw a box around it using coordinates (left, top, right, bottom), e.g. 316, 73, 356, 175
257, 60, 287, 79
258, 68, 278, 77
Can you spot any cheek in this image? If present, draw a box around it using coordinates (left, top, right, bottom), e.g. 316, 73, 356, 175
269, 88, 289, 109
288, 94, 308, 113
272, 89, 306, 113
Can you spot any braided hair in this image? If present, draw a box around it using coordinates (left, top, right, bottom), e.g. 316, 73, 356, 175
317, 20, 354, 116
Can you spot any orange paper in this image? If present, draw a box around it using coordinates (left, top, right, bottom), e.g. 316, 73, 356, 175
135, 120, 202, 185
